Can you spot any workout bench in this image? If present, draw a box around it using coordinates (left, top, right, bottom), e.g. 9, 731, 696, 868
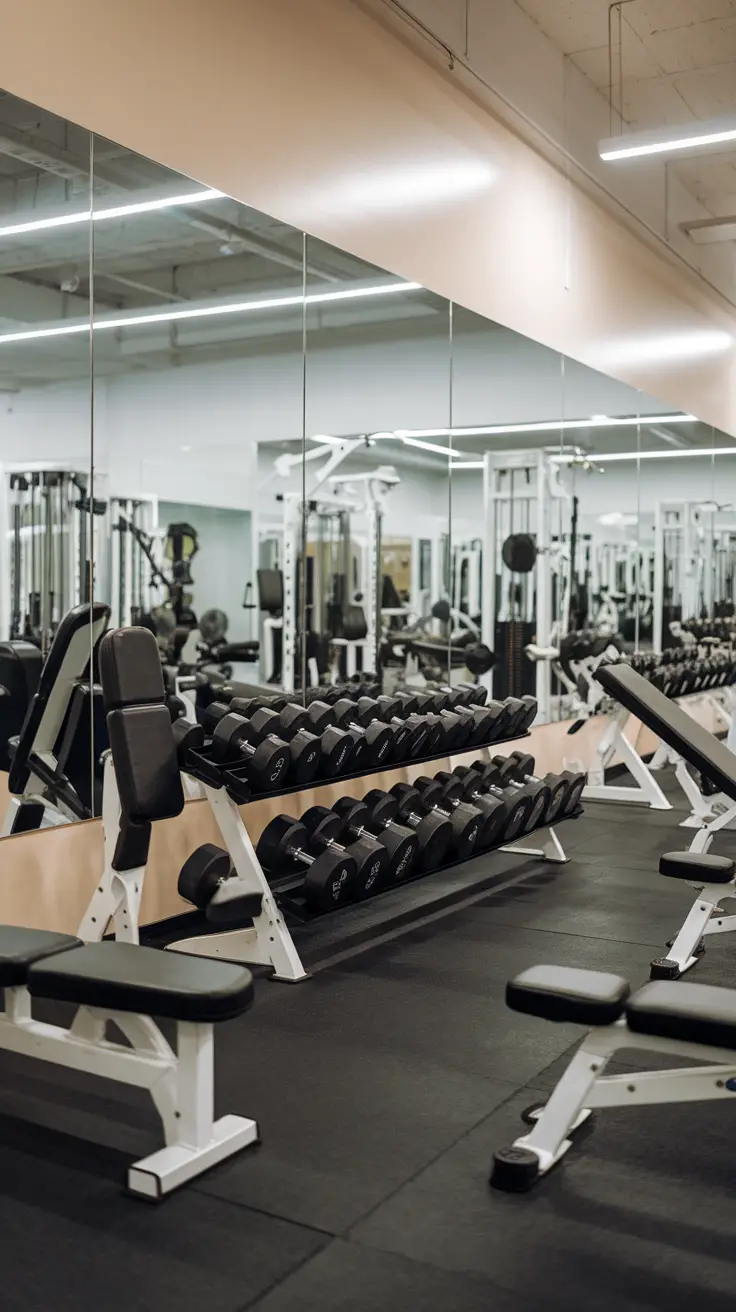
492, 963, 736, 1193
0, 925, 257, 1197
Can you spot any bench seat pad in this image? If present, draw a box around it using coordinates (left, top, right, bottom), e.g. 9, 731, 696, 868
507, 965, 630, 1026
27, 942, 254, 1023
0, 927, 81, 985
659, 851, 735, 883
628, 981, 736, 1051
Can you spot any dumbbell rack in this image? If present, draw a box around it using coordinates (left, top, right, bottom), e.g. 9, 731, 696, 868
271, 807, 583, 927
143, 727, 581, 980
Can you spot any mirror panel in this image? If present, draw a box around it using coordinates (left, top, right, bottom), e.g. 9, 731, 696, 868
0, 92, 93, 826
302, 236, 452, 700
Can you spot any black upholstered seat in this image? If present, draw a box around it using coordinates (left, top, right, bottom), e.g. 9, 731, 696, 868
27, 942, 255, 1022
627, 981, 736, 1050
506, 965, 630, 1026
595, 662, 736, 801
659, 851, 735, 883
0, 927, 81, 985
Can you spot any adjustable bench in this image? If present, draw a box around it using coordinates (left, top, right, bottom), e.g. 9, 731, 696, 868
595, 660, 736, 848
491, 962, 736, 1193
79, 625, 307, 981
0, 924, 257, 1197
2, 601, 111, 834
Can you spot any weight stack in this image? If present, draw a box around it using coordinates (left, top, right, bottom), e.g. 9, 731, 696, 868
493, 620, 535, 700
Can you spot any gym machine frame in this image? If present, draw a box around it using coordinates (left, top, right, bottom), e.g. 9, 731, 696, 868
481, 450, 565, 722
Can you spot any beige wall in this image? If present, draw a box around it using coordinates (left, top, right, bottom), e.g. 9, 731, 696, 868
0, 0, 735, 432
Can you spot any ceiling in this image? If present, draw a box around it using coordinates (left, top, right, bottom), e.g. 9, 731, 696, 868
517, 0, 736, 217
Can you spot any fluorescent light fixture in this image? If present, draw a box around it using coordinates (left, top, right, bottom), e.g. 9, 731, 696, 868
398, 413, 694, 440
552, 447, 736, 465
600, 115, 736, 161
0, 280, 422, 346
400, 435, 469, 458
449, 462, 484, 471
309, 435, 346, 446
682, 216, 736, 245
0, 188, 226, 239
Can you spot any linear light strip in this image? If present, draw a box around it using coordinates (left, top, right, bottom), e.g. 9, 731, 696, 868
0, 188, 226, 239
450, 447, 736, 469
394, 413, 695, 440
599, 115, 736, 162
0, 281, 423, 346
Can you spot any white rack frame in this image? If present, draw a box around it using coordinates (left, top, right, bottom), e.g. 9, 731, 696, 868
78, 756, 308, 983
582, 706, 671, 810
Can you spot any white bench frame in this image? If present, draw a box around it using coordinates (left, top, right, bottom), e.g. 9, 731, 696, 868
582, 707, 671, 811
0, 981, 257, 1198
504, 1014, 736, 1183
78, 756, 308, 982
655, 873, 736, 977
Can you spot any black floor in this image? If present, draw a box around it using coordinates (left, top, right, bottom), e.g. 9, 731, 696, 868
3, 772, 736, 1310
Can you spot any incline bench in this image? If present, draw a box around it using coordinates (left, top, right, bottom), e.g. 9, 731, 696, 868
491, 962, 736, 1193
596, 660, 736, 979
0, 926, 258, 1197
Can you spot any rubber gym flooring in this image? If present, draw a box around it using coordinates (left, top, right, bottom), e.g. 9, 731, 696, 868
2, 772, 736, 1310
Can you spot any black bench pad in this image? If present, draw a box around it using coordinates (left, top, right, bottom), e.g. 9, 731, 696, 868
27, 942, 255, 1023
659, 851, 735, 884
628, 981, 736, 1051
0, 927, 81, 986
595, 662, 736, 801
507, 965, 630, 1026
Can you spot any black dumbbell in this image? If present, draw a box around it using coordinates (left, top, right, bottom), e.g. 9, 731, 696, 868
301, 805, 389, 899
332, 796, 418, 884
455, 682, 488, 706
362, 787, 448, 871
497, 752, 585, 823
407, 778, 483, 860
452, 763, 533, 841
432, 770, 510, 848
270, 695, 355, 778
366, 785, 451, 872
257, 814, 358, 911
483, 757, 551, 833
230, 698, 321, 784
331, 697, 395, 768
200, 702, 290, 789
503, 696, 538, 736
375, 696, 431, 759
177, 844, 263, 927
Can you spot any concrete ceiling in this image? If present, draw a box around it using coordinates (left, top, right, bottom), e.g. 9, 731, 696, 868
517, 0, 736, 214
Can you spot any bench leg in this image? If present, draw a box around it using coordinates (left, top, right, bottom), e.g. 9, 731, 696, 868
651, 883, 729, 979
492, 1028, 620, 1190
127, 1020, 258, 1199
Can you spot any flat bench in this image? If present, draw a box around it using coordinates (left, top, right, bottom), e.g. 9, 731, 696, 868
492, 963, 736, 1193
0, 925, 258, 1199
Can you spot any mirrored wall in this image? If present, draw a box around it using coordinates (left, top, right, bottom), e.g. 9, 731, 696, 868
0, 85, 734, 829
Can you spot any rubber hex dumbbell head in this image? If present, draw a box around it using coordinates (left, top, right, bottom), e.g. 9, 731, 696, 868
504, 752, 571, 823
452, 764, 533, 842
256, 814, 357, 911
332, 795, 418, 883
301, 805, 388, 899
434, 770, 509, 848
208, 710, 290, 789
389, 782, 453, 871
178, 843, 233, 908
412, 776, 482, 860
490, 757, 551, 832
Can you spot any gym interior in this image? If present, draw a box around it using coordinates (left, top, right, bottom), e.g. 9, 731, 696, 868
2, 6, 736, 1306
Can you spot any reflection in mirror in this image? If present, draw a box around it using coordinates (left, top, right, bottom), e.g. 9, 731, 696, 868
0, 92, 93, 829
86, 140, 306, 732
295, 234, 452, 701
